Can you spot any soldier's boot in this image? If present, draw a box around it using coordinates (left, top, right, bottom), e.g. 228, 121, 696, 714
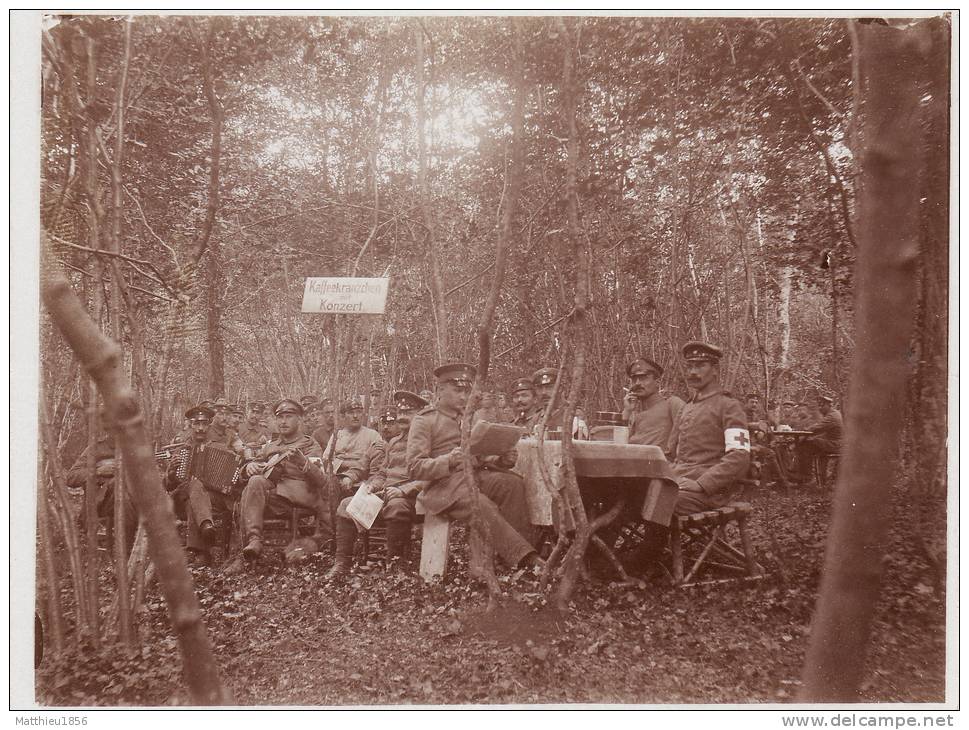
385, 520, 412, 569
325, 519, 356, 581
242, 527, 263, 562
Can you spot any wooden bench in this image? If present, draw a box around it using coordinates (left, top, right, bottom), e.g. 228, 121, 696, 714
416, 500, 451, 582
668, 502, 763, 588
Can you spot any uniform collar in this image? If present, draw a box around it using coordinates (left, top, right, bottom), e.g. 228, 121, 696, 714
640, 391, 665, 409
436, 403, 463, 420
690, 386, 722, 403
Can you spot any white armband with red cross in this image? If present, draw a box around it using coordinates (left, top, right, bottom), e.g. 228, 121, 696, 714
725, 428, 751, 452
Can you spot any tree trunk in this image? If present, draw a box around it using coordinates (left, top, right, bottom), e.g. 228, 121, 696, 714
199, 20, 225, 397
799, 18, 931, 702
461, 19, 527, 605
37, 474, 66, 656
415, 21, 449, 361
42, 263, 231, 705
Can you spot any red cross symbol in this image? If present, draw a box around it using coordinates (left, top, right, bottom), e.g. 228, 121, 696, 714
734, 431, 750, 447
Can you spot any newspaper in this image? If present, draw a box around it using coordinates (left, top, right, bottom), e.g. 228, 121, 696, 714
346, 482, 384, 530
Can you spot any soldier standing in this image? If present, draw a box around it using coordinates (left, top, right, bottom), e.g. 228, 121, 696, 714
510, 377, 539, 428
407, 363, 543, 572
238, 401, 271, 459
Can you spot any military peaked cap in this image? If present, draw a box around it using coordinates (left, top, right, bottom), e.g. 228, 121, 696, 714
626, 357, 663, 378
681, 341, 723, 363
299, 394, 320, 407
532, 367, 557, 386
394, 390, 429, 413
274, 399, 304, 416
247, 401, 267, 413
818, 395, 834, 404
185, 405, 215, 421
211, 397, 230, 411
434, 362, 476, 387
379, 406, 398, 423
230, 404, 243, 415
511, 377, 535, 394
340, 396, 365, 414
304, 400, 323, 413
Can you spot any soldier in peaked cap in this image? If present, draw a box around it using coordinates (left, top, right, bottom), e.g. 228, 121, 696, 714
303, 399, 323, 434
510, 377, 539, 429
208, 397, 244, 454
623, 356, 684, 450
239, 401, 271, 459
327, 390, 431, 579
166, 404, 237, 563
531, 367, 565, 433
377, 406, 400, 442
311, 397, 337, 452
323, 394, 383, 503
405, 363, 543, 573
621, 342, 751, 576
667, 341, 750, 515
237, 398, 329, 563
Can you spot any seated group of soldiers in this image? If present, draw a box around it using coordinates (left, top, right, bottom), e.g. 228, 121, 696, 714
67, 339, 842, 581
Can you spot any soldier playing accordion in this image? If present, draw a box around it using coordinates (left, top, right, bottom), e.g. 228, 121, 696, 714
165, 404, 243, 562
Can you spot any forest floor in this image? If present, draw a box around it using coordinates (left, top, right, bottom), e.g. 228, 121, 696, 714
36, 479, 948, 707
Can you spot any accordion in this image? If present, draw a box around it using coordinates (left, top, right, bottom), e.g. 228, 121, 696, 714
171, 444, 244, 495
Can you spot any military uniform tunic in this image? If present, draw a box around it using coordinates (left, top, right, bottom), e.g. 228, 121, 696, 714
240, 433, 330, 542
628, 392, 686, 451
667, 389, 750, 514
407, 404, 535, 568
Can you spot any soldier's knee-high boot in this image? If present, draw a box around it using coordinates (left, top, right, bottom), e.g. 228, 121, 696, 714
325, 517, 356, 581
385, 519, 412, 561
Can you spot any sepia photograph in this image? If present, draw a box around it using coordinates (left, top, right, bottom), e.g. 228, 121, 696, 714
13, 9, 955, 713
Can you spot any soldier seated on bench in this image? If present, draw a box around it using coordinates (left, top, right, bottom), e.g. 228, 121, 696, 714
407, 363, 544, 573
623, 342, 750, 576
327, 391, 431, 580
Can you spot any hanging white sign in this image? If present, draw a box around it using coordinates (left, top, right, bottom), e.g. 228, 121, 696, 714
301, 277, 389, 314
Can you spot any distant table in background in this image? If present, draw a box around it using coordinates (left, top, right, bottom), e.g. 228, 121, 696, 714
764, 430, 814, 479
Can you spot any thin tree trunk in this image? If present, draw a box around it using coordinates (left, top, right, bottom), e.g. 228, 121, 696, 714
103, 18, 135, 648
415, 21, 449, 361
548, 17, 595, 611
37, 479, 66, 655
42, 264, 231, 705
461, 19, 527, 605
800, 19, 930, 702
39, 397, 90, 640
199, 20, 225, 397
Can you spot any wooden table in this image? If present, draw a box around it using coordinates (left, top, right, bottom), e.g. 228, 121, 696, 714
764, 430, 814, 480
515, 438, 680, 528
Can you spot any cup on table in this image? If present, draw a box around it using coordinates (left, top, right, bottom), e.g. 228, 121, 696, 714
613, 426, 629, 444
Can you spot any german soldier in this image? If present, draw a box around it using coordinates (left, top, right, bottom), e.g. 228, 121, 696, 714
238, 399, 329, 562
624, 357, 684, 450
327, 391, 430, 579
668, 342, 751, 515
407, 363, 543, 572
